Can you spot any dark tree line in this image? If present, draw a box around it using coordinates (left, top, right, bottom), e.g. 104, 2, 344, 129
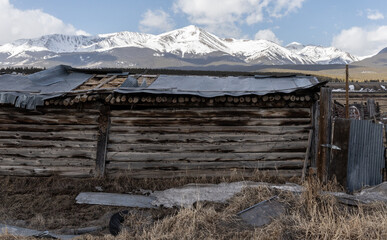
0, 67, 44, 75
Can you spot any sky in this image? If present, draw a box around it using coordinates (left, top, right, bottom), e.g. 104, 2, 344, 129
1, 0, 387, 57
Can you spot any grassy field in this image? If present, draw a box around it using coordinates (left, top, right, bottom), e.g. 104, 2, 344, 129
259, 66, 387, 82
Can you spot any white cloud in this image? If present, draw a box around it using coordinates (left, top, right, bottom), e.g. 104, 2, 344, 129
254, 29, 282, 45
332, 26, 387, 57
173, 0, 305, 38
0, 0, 88, 44
139, 9, 175, 34
366, 9, 384, 20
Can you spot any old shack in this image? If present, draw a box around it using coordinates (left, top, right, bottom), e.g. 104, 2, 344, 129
0, 65, 324, 178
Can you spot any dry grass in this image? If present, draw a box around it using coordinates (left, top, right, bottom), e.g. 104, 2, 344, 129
260, 66, 387, 82
1, 177, 386, 239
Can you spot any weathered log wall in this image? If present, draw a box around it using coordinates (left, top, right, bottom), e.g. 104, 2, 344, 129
0, 107, 99, 177
106, 107, 311, 178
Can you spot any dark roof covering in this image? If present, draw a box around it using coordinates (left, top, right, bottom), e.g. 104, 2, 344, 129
0, 65, 92, 109
0, 65, 324, 109
116, 75, 322, 97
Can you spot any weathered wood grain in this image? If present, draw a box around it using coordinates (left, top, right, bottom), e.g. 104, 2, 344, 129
106, 169, 302, 178
107, 152, 305, 162
0, 131, 97, 141
0, 139, 96, 148
110, 108, 311, 118
0, 124, 97, 132
0, 165, 93, 177
109, 125, 310, 134
0, 157, 95, 167
0, 114, 97, 125
107, 141, 308, 153
95, 104, 110, 177
110, 117, 310, 126
108, 133, 309, 144
0, 148, 96, 159
107, 160, 304, 170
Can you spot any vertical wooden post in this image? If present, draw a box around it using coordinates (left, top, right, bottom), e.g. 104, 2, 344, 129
317, 87, 332, 182
345, 64, 349, 119
367, 98, 376, 119
310, 101, 320, 168
95, 104, 110, 177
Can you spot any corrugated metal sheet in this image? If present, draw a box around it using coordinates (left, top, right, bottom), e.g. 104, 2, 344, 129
346, 120, 385, 192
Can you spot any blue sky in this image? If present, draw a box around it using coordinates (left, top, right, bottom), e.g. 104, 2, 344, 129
1, 0, 387, 56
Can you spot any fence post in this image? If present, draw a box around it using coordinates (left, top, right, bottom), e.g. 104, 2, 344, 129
317, 87, 332, 182
95, 104, 110, 177
367, 98, 376, 119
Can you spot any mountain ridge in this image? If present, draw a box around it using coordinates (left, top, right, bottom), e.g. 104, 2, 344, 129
0, 25, 361, 68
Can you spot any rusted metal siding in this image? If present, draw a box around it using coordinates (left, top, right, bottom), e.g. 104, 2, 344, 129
347, 120, 385, 192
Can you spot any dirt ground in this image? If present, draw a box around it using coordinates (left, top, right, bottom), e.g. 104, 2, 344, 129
0, 173, 290, 237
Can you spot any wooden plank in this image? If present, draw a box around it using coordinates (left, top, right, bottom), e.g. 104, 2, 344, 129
0, 131, 97, 142
108, 133, 309, 144
109, 125, 310, 134
110, 117, 310, 126
110, 108, 311, 118
0, 108, 100, 115
0, 124, 97, 132
0, 114, 98, 125
317, 87, 333, 182
367, 98, 376, 119
107, 152, 306, 162
0, 139, 96, 148
95, 104, 110, 177
107, 160, 304, 170
107, 141, 308, 153
0, 148, 96, 159
329, 118, 351, 186
75, 192, 156, 208
0, 165, 93, 177
0, 157, 95, 167
310, 101, 319, 168
301, 130, 313, 181
106, 169, 302, 179
92, 75, 117, 90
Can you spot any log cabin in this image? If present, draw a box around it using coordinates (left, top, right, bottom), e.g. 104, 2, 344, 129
0, 65, 325, 178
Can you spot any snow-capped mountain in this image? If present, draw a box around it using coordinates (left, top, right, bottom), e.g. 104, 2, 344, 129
0, 25, 359, 68
285, 42, 359, 64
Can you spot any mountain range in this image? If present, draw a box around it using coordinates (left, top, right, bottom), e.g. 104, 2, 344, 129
0, 25, 363, 68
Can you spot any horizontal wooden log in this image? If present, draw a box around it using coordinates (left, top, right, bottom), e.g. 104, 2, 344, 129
0, 148, 96, 159
108, 133, 309, 144
0, 165, 93, 177
107, 152, 305, 162
106, 169, 302, 179
109, 125, 310, 134
107, 141, 308, 153
107, 160, 304, 170
0, 109, 99, 117
110, 117, 310, 126
0, 131, 98, 142
0, 124, 98, 132
0, 139, 96, 148
0, 157, 95, 167
110, 108, 311, 118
